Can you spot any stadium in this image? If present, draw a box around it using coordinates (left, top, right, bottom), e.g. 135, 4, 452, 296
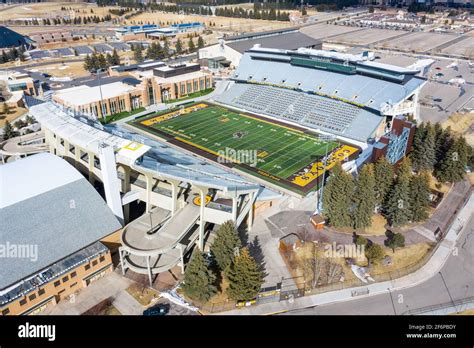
22, 45, 426, 283
127, 46, 426, 196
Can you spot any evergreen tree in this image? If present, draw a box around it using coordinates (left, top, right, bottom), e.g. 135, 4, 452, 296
2, 120, 19, 141
365, 243, 384, 266
384, 158, 412, 227
97, 53, 108, 69
162, 39, 170, 58
410, 122, 426, 171
133, 44, 144, 63
111, 48, 120, 65
412, 122, 436, 171
355, 235, 368, 246
322, 163, 355, 228
181, 249, 217, 303
188, 38, 195, 53
227, 248, 264, 302
352, 163, 376, 229
374, 156, 393, 207
210, 220, 241, 273
197, 35, 205, 49
435, 136, 468, 183
175, 38, 183, 55
409, 171, 431, 222
385, 232, 405, 253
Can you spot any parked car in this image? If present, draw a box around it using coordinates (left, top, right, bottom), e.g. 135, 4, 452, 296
143, 304, 169, 316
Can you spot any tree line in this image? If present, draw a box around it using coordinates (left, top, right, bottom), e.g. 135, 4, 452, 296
214, 6, 290, 21
323, 123, 472, 229
21, 15, 113, 26
131, 35, 205, 63
83, 49, 121, 72
182, 221, 264, 303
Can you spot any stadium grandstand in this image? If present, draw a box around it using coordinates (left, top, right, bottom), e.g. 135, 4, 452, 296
215, 46, 426, 146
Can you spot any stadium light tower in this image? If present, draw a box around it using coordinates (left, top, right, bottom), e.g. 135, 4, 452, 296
315, 133, 337, 215
95, 68, 106, 123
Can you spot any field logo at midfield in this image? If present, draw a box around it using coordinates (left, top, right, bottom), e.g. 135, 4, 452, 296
217, 147, 258, 167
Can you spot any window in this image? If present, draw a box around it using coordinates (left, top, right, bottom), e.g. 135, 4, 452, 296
92, 260, 98, 266
85, 264, 91, 271
38, 288, 45, 296
199, 79, 204, 90
19, 299, 27, 306
70, 282, 77, 288
29, 294, 36, 301
99, 256, 105, 263
205, 78, 210, 89
193, 80, 198, 91
1, 308, 9, 315
62, 276, 69, 283
54, 280, 61, 287
180, 84, 185, 95
187, 82, 192, 94
71, 271, 77, 278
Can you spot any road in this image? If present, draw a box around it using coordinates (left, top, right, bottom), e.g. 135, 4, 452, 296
282, 211, 474, 315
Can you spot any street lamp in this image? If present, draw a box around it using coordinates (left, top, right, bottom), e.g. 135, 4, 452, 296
95, 68, 106, 123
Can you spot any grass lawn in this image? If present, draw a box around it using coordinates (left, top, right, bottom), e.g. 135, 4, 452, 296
100, 107, 147, 124
130, 103, 358, 194
164, 88, 214, 104
104, 305, 122, 315
454, 308, 474, 315
125, 283, 160, 307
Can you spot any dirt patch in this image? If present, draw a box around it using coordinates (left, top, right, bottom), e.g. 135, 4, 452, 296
442, 112, 474, 147
0, 106, 27, 128
125, 283, 160, 307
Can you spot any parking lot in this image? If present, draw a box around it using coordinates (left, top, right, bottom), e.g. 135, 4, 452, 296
330, 28, 408, 45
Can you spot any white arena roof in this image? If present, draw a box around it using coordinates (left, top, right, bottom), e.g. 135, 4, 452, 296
54, 81, 137, 106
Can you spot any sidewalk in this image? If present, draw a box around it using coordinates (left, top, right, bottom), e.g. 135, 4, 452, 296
218, 191, 474, 315
43, 272, 142, 315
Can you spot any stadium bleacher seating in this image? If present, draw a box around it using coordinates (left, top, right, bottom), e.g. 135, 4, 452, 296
215, 83, 363, 136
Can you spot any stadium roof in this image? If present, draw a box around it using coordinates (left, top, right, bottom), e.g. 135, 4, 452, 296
0, 153, 122, 289
233, 48, 426, 113
227, 32, 321, 54
224, 27, 299, 42
0, 26, 34, 48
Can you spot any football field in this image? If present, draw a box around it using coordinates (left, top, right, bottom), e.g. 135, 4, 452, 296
130, 103, 359, 194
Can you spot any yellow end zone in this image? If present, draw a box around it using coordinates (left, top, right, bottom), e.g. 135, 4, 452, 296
141, 103, 208, 126
291, 145, 358, 187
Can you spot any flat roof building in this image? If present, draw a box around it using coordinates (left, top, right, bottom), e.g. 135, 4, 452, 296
199, 30, 322, 68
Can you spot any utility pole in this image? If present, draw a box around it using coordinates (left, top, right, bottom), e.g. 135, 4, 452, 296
316, 133, 336, 214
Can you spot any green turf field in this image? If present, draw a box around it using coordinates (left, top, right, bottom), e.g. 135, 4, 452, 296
133, 104, 339, 182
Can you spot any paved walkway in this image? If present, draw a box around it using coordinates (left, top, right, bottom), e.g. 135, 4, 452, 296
43, 271, 143, 315
218, 190, 474, 315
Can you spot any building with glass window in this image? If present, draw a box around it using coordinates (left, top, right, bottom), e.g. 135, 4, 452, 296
52, 63, 213, 119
